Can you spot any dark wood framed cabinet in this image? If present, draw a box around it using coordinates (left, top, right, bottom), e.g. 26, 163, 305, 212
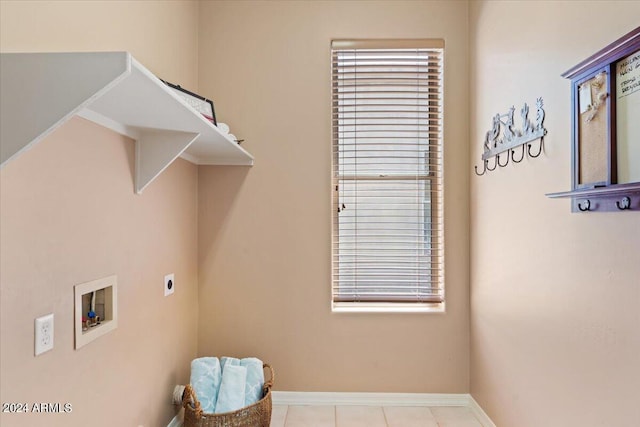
547, 26, 640, 212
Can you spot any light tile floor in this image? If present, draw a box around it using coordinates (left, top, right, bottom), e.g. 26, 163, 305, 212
270, 405, 483, 427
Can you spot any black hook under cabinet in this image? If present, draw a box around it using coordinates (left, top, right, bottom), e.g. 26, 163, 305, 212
577, 200, 591, 212
616, 197, 631, 210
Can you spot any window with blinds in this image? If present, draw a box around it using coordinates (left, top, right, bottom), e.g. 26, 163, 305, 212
331, 39, 444, 311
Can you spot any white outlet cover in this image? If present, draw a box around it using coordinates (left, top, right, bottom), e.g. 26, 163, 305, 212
35, 313, 54, 356
164, 273, 175, 296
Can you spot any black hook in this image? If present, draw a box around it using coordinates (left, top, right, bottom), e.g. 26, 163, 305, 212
474, 160, 487, 176
577, 199, 591, 212
616, 196, 631, 210
527, 138, 544, 158
511, 145, 526, 163
486, 156, 498, 172
497, 152, 510, 167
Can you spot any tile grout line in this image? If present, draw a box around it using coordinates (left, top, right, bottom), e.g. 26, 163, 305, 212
283, 405, 289, 427
382, 406, 390, 427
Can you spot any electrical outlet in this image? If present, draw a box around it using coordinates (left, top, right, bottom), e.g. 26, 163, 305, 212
35, 313, 54, 356
164, 273, 175, 296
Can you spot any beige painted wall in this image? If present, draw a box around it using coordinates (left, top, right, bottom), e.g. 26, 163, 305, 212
0, 0, 199, 89
469, 2, 640, 426
197, 0, 470, 392
0, 2, 199, 426
0, 119, 199, 427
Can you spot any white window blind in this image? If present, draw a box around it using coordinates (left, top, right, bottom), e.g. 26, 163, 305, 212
331, 39, 444, 310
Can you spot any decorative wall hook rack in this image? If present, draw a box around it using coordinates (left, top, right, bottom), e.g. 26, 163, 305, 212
474, 97, 547, 176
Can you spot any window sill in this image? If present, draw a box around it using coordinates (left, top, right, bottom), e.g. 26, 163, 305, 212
332, 302, 445, 314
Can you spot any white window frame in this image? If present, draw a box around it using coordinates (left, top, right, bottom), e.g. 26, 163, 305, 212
331, 39, 445, 313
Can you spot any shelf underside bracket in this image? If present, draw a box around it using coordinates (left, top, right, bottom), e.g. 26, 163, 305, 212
135, 129, 199, 194
0, 52, 129, 168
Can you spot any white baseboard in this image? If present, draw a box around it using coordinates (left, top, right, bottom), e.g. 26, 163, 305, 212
271, 392, 495, 427
272, 391, 469, 407
167, 414, 181, 427
468, 395, 497, 427
167, 408, 184, 427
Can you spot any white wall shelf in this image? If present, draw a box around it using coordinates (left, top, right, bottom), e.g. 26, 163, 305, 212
0, 52, 253, 193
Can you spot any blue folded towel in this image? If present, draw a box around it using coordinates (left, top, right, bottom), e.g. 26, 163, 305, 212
190, 357, 221, 413
220, 356, 240, 371
214, 364, 247, 414
240, 357, 264, 405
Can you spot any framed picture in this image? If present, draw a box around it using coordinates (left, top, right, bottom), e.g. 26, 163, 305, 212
574, 69, 610, 188
161, 79, 217, 126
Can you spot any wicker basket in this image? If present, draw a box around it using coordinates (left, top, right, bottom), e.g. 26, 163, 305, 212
183, 363, 274, 427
